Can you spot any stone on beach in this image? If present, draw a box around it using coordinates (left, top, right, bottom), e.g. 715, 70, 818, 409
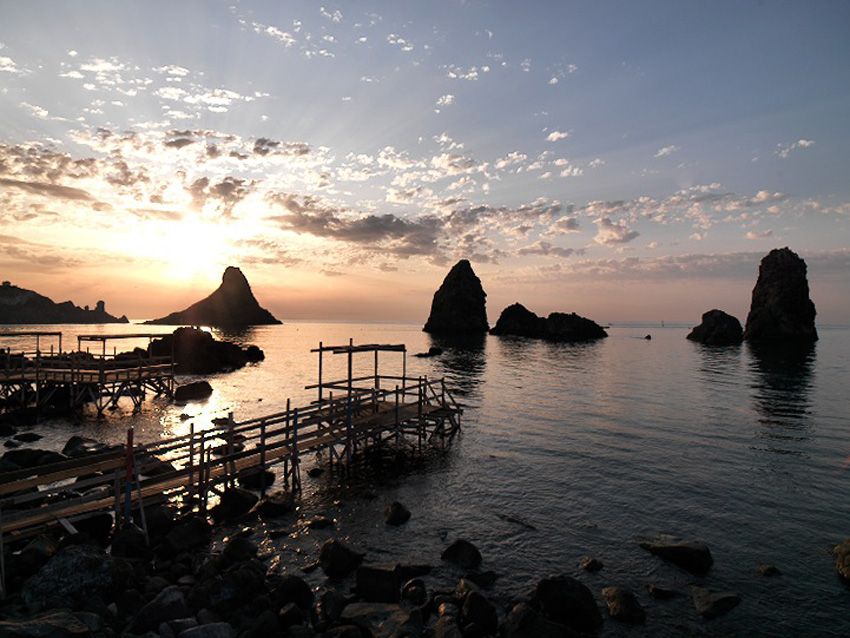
687, 309, 744, 346
531, 575, 602, 634
210, 487, 258, 522
319, 539, 364, 579
356, 564, 402, 603
639, 534, 713, 574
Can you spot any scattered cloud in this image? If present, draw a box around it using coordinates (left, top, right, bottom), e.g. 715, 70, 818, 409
546, 130, 569, 142
594, 217, 639, 245
654, 145, 679, 158
776, 139, 815, 159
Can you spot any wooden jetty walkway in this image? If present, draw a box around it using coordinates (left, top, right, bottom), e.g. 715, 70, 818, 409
0, 332, 175, 416
0, 341, 461, 556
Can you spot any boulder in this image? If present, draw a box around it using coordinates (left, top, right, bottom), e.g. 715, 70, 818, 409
13, 432, 42, 443
130, 585, 191, 633
423, 260, 489, 334
834, 538, 850, 583
2, 448, 67, 469
461, 590, 498, 635
11, 535, 60, 585
318, 589, 348, 623
148, 327, 266, 375
744, 247, 818, 342
601, 586, 645, 624
175, 381, 213, 402
531, 575, 602, 634
269, 574, 314, 610
22, 544, 124, 611
402, 578, 427, 605
690, 586, 741, 619
646, 583, 679, 600
500, 602, 573, 638
146, 266, 281, 327
340, 603, 421, 636
413, 346, 444, 358
319, 539, 364, 579
0, 610, 92, 637
579, 556, 603, 572
490, 303, 607, 342
433, 616, 464, 638
757, 563, 781, 577
62, 435, 110, 457
110, 523, 151, 561
254, 491, 293, 518
165, 515, 211, 553
278, 602, 305, 629
639, 534, 713, 574
237, 467, 275, 490
384, 501, 411, 526
356, 564, 402, 603
210, 487, 258, 522
441, 539, 482, 570
687, 309, 744, 346
221, 536, 258, 563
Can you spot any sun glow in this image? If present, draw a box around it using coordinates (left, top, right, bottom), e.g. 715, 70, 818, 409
139, 215, 235, 283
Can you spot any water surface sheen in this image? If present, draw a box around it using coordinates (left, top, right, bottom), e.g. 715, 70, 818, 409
12, 322, 850, 636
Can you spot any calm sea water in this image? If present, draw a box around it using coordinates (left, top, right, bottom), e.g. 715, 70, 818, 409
4, 322, 850, 636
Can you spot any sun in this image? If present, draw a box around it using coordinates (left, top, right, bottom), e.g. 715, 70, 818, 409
140, 214, 234, 283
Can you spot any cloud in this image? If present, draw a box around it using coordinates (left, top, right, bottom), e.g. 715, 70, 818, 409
654, 145, 679, 158
20, 102, 49, 119
548, 216, 580, 234
445, 64, 488, 80
436, 94, 455, 107
387, 33, 414, 52
776, 139, 815, 159
745, 229, 773, 240
0, 177, 95, 201
593, 217, 639, 245
546, 130, 569, 142
517, 240, 578, 258
320, 6, 343, 22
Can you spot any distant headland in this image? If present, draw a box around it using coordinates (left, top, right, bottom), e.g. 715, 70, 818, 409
0, 280, 128, 324
145, 266, 281, 327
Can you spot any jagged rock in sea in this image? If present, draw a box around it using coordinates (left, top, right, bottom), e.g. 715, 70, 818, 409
687, 309, 744, 346
744, 247, 818, 342
146, 266, 281, 327
490, 303, 608, 342
148, 327, 264, 374
423, 260, 489, 334
0, 281, 128, 324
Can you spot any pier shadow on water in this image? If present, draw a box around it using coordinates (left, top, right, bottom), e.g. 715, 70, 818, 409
748, 341, 816, 454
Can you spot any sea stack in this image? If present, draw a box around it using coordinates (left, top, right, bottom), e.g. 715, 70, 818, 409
490, 303, 607, 342
146, 266, 281, 327
687, 309, 743, 346
744, 248, 817, 342
423, 260, 489, 334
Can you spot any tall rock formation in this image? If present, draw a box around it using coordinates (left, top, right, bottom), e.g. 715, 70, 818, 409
744, 248, 817, 342
687, 309, 743, 346
490, 303, 607, 342
423, 260, 489, 334
146, 267, 281, 327
0, 281, 128, 324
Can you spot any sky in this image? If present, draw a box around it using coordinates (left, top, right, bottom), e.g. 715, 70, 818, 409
1, 0, 849, 324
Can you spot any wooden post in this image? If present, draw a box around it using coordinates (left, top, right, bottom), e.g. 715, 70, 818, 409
260, 419, 267, 497
374, 349, 379, 390
0, 504, 6, 601
188, 421, 195, 502
402, 349, 407, 397
227, 412, 235, 489
346, 338, 353, 467
124, 427, 134, 526
283, 398, 290, 489
395, 384, 401, 444
441, 379, 447, 409
292, 407, 300, 493
198, 432, 206, 513
317, 341, 323, 403
418, 376, 424, 452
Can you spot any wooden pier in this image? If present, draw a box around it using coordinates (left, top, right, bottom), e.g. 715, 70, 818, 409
0, 341, 461, 558
0, 332, 175, 416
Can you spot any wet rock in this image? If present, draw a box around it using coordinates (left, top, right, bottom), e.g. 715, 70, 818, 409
237, 467, 275, 490
138, 454, 177, 477
307, 515, 335, 529
646, 583, 680, 600
61, 435, 111, 457
73, 512, 114, 546
13, 431, 41, 443
579, 556, 603, 572
149, 327, 266, 374
455, 577, 480, 600
601, 586, 645, 624
191, 559, 266, 612
461, 590, 498, 634
0, 610, 91, 637
340, 603, 421, 637
110, 523, 151, 561
356, 564, 402, 603
463, 570, 498, 588
278, 602, 306, 629
222, 536, 257, 563
433, 615, 464, 638
210, 487, 258, 522
307, 466, 325, 478
757, 563, 781, 577
269, 574, 314, 610
319, 539, 364, 579
11, 534, 59, 585
531, 575, 602, 634
744, 247, 818, 342
239, 609, 279, 638
402, 578, 427, 605
2, 447, 67, 468
490, 303, 607, 342
834, 539, 850, 583
318, 589, 348, 623
254, 491, 293, 518
178, 622, 236, 638
22, 544, 123, 611
687, 309, 744, 346
165, 515, 212, 553
639, 534, 713, 574
423, 259, 489, 334
384, 501, 411, 526
135, 502, 176, 539
690, 586, 741, 619
4, 439, 19, 448
413, 346, 444, 358
500, 602, 572, 638
441, 539, 482, 570
146, 266, 280, 327
0, 422, 16, 437
130, 585, 191, 633
175, 381, 214, 402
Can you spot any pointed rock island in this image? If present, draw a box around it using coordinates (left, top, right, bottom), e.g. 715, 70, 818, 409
423, 260, 489, 334
0, 280, 128, 324
146, 267, 280, 327
490, 303, 607, 342
744, 247, 817, 342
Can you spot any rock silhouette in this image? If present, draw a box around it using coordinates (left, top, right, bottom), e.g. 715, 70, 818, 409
148, 327, 264, 374
0, 281, 128, 324
423, 260, 488, 334
687, 309, 744, 346
146, 266, 280, 327
490, 303, 607, 342
744, 248, 817, 342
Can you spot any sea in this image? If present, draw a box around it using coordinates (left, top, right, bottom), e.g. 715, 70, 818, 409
3, 321, 850, 636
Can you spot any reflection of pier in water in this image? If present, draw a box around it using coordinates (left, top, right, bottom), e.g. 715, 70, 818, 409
748, 342, 816, 454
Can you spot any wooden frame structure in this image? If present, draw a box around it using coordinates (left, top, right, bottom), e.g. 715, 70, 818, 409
0, 340, 462, 582
0, 332, 174, 417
